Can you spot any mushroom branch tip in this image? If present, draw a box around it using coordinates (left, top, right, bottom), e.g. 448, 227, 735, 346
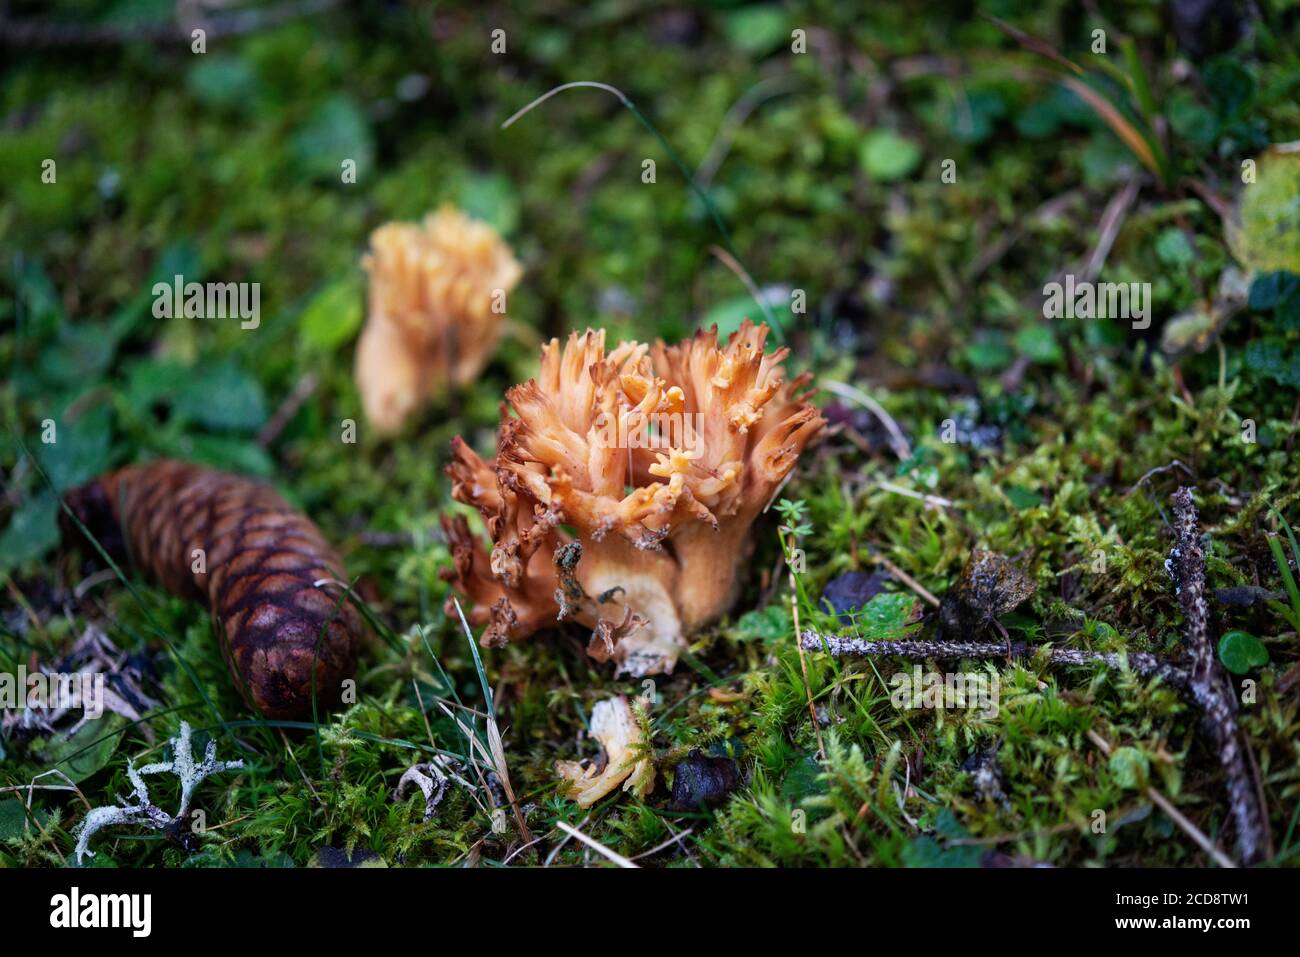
441, 320, 825, 675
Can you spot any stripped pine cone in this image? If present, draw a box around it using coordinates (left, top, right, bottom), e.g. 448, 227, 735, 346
63, 460, 362, 721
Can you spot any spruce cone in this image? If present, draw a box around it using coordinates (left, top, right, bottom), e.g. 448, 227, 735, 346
63, 460, 361, 720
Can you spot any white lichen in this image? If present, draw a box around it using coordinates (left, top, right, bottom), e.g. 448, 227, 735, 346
392, 755, 476, 822
73, 721, 244, 864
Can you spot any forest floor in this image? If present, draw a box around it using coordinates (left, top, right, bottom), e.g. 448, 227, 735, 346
2, 1, 1299, 867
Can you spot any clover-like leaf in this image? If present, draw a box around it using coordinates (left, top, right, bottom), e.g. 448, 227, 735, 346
1217, 630, 1269, 674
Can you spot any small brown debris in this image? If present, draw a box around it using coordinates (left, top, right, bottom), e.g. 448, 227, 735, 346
586, 607, 647, 664
939, 550, 1035, 637
670, 750, 742, 810
707, 687, 748, 704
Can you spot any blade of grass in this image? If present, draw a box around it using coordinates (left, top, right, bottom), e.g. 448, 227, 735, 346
1061, 76, 1160, 179
451, 597, 532, 843
980, 12, 1084, 76
1269, 505, 1300, 580
1266, 535, 1300, 629
1266, 505, 1300, 627
1120, 36, 1157, 124
982, 13, 1168, 185
779, 526, 825, 761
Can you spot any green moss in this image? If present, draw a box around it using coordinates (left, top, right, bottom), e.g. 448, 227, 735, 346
2, 0, 1299, 869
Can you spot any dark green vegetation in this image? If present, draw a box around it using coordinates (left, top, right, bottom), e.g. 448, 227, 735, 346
2, 0, 1298, 867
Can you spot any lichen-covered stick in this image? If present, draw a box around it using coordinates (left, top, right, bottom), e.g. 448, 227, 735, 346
799, 634, 1193, 690
1170, 487, 1268, 864
63, 460, 362, 720
803, 488, 1271, 864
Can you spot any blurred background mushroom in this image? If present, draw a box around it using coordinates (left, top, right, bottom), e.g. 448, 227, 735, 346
356, 205, 522, 433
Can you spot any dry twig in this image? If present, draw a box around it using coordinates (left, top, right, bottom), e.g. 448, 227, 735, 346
800, 487, 1273, 865
1170, 487, 1269, 863
799, 633, 1190, 689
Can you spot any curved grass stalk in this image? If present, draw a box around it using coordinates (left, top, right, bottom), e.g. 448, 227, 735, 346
502, 81, 784, 341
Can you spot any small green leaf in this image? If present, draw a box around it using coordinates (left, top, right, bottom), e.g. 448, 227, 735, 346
300, 280, 363, 351
859, 130, 921, 182
1155, 228, 1195, 266
39, 716, 124, 784
293, 96, 374, 182
725, 7, 789, 57
37, 323, 119, 388
1248, 271, 1300, 331
0, 491, 61, 569
963, 330, 1013, 371
902, 812, 982, 868
780, 754, 827, 807
123, 358, 192, 410
1217, 630, 1269, 674
1014, 325, 1062, 363
854, 592, 922, 640
1168, 91, 1217, 147
1081, 133, 1137, 188
701, 290, 791, 340
173, 361, 267, 432
949, 90, 1006, 145
1247, 271, 1293, 310
231, 848, 297, 868
35, 405, 113, 492
14, 258, 63, 334
460, 172, 521, 235
1109, 746, 1149, 790
0, 800, 24, 841
1004, 484, 1043, 510
1244, 338, 1300, 388
737, 605, 791, 641
179, 435, 276, 476
1084, 317, 1125, 349
1278, 287, 1300, 331
1202, 59, 1254, 120
0, 799, 47, 842
1015, 85, 1090, 139
188, 54, 260, 110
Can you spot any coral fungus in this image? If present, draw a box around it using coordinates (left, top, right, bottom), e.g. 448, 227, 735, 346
356, 205, 522, 433
442, 320, 824, 676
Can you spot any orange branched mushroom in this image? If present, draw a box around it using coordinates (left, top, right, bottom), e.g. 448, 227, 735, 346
441, 320, 825, 676
356, 205, 523, 433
